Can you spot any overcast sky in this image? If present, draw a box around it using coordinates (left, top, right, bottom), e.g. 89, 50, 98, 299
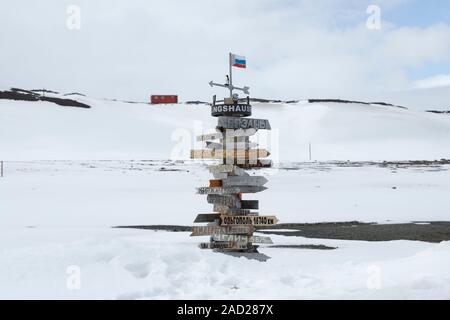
1, 0, 450, 103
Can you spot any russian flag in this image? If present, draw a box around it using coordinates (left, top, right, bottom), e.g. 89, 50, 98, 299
232, 54, 246, 69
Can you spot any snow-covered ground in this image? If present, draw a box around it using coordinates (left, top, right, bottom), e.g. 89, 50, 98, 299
1, 160, 450, 227
1, 94, 450, 161
1, 94, 450, 299
1, 160, 449, 299
1, 227, 449, 299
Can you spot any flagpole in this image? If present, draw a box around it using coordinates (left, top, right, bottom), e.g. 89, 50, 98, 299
229, 52, 233, 98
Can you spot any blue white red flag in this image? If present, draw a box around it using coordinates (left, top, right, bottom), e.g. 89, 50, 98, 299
231, 54, 246, 69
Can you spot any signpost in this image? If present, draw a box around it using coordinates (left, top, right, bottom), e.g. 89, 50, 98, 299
218, 117, 271, 130
196, 132, 223, 142
220, 215, 279, 227
191, 53, 278, 254
205, 142, 223, 150
194, 214, 221, 223
190, 149, 270, 160
222, 176, 268, 187
191, 225, 254, 237
197, 186, 267, 194
212, 234, 273, 244
208, 164, 246, 176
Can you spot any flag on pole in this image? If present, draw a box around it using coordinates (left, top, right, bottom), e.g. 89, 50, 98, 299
231, 54, 246, 69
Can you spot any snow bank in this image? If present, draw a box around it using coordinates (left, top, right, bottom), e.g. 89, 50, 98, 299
0, 227, 448, 299
1, 93, 450, 161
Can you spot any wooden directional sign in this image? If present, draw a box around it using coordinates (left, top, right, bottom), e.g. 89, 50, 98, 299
232, 186, 267, 194
197, 187, 240, 195
217, 141, 259, 151
191, 149, 270, 160
237, 160, 272, 169
236, 142, 258, 150
199, 242, 250, 250
207, 196, 258, 210
212, 234, 273, 244
191, 225, 254, 237
196, 132, 223, 142
208, 164, 246, 176
218, 117, 271, 130
222, 176, 268, 187
207, 194, 240, 207
222, 136, 248, 143
198, 186, 267, 194
213, 205, 252, 215
209, 179, 223, 187
212, 172, 228, 180
194, 213, 220, 223
240, 200, 259, 210
220, 215, 279, 227
211, 104, 252, 117
205, 141, 222, 150
224, 128, 258, 138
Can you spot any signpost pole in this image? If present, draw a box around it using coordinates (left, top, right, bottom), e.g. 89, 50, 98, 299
229, 52, 233, 98
192, 53, 277, 254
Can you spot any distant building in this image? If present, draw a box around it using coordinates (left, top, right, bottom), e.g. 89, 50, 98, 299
150, 95, 178, 104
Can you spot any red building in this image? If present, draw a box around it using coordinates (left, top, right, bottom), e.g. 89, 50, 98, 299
150, 95, 178, 104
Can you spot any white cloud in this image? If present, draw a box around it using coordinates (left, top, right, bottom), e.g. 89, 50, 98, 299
0, 0, 449, 106
413, 74, 450, 89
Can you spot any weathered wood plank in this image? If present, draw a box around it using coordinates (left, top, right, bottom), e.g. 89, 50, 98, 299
199, 242, 250, 250
208, 164, 246, 176
205, 141, 223, 150
218, 117, 271, 130
196, 132, 223, 142
225, 128, 258, 138
220, 215, 278, 226
213, 205, 253, 215
196, 187, 240, 195
191, 225, 254, 237
190, 149, 270, 159
207, 194, 241, 207
212, 234, 273, 244
194, 213, 221, 223
222, 176, 268, 187
212, 172, 229, 180
237, 160, 272, 169
240, 200, 259, 210
197, 186, 267, 195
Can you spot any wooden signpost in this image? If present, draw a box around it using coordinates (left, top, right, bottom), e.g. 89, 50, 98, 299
218, 117, 271, 130
197, 186, 267, 195
221, 176, 268, 187
212, 234, 274, 244
196, 132, 223, 142
220, 215, 279, 227
194, 213, 221, 223
191, 53, 278, 253
191, 225, 254, 237
190, 149, 270, 160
